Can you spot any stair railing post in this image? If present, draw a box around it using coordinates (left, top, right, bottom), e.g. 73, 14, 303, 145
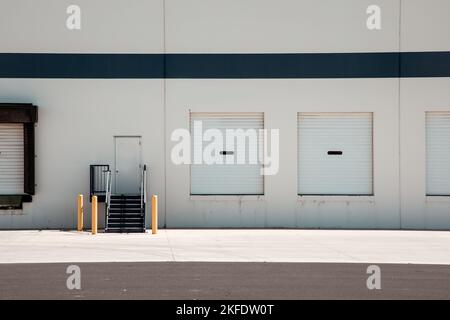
105, 170, 111, 215
143, 165, 147, 205
142, 165, 147, 232
140, 166, 144, 218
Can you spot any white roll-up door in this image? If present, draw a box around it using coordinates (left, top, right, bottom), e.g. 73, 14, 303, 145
0, 123, 24, 194
298, 113, 373, 195
426, 112, 450, 196
190, 112, 264, 195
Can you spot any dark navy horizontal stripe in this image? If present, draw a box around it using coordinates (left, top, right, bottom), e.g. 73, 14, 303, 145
401, 52, 450, 78
0, 52, 449, 78
165, 53, 399, 78
0, 53, 165, 78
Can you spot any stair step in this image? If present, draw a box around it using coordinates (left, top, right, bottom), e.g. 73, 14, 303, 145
110, 202, 141, 205
105, 228, 145, 233
110, 206, 141, 209
109, 204, 142, 207
110, 201, 140, 203
107, 214, 144, 218
109, 213, 143, 218
110, 195, 140, 199
108, 215, 143, 219
109, 210, 142, 214
110, 197, 141, 200
108, 219, 144, 223
108, 212, 142, 215
106, 224, 144, 226
106, 223, 144, 226
107, 221, 144, 225
108, 223, 144, 228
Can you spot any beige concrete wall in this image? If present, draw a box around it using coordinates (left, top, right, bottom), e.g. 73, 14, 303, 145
0, 0, 449, 229
401, 0, 450, 52
165, 79, 400, 228
166, 0, 400, 53
0, 0, 164, 53
0, 80, 166, 229
400, 79, 450, 229
399, 1, 450, 229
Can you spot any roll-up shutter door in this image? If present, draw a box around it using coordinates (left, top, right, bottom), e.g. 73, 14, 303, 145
426, 112, 450, 196
0, 123, 24, 194
190, 112, 264, 195
298, 113, 373, 195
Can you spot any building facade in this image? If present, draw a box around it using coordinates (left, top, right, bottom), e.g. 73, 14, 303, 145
1, 0, 450, 229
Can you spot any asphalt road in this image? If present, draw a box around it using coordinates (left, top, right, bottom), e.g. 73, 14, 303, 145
0, 262, 449, 300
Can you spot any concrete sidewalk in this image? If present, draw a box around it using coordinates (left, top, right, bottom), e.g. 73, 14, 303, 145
0, 229, 449, 264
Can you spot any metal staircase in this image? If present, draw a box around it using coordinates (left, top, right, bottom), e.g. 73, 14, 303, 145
103, 165, 147, 233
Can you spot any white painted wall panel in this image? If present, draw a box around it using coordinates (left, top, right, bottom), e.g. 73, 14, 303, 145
166, 0, 400, 53
2, 0, 448, 229
400, 78, 450, 230
0, 80, 165, 229
401, 0, 450, 51
0, 0, 164, 53
166, 79, 399, 229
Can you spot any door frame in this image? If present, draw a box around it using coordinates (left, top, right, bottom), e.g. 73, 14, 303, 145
113, 135, 142, 194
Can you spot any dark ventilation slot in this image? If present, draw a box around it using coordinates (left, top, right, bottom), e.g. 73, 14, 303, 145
220, 151, 234, 155
327, 151, 343, 155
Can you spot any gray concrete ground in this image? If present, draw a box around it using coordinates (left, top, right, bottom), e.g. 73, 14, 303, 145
1, 262, 450, 299
0, 230, 449, 264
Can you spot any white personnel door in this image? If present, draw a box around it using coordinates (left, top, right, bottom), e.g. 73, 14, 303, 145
114, 136, 142, 194
0, 123, 24, 194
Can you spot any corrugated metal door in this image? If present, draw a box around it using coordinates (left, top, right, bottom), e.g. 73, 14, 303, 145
426, 112, 450, 195
298, 113, 373, 195
0, 123, 24, 194
190, 112, 264, 195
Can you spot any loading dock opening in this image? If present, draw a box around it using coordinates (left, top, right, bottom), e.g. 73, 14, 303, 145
0, 103, 37, 209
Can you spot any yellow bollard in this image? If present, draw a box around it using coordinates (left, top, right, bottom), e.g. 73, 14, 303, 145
91, 196, 98, 235
77, 194, 83, 231
151, 195, 158, 234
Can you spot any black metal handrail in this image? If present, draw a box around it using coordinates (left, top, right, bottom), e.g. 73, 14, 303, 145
141, 165, 147, 226
105, 170, 112, 213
